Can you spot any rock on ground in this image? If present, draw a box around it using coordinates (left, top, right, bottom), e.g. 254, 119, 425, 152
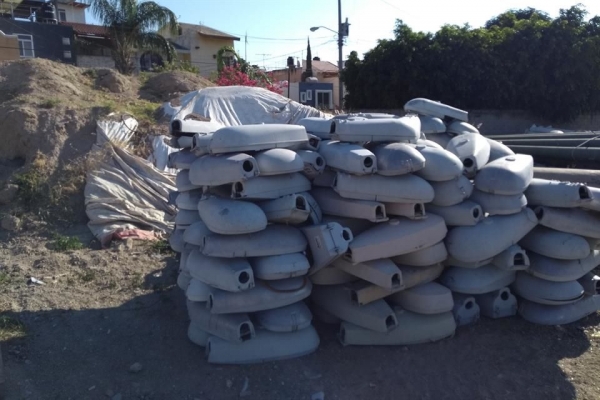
1, 215, 20, 231
0, 184, 18, 205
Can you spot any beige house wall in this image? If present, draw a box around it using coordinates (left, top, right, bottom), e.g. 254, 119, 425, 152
56, 4, 86, 23
0, 32, 19, 61
162, 24, 235, 78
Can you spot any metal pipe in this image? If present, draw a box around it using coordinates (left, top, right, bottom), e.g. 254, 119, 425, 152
496, 138, 600, 148
487, 132, 600, 140
505, 145, 600, 162
534, 167, 600, 188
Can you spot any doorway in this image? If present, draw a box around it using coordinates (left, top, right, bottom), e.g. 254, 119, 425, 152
315, 90, 333, 109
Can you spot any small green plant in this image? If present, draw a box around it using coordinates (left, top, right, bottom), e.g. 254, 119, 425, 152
151, 240, 172, 255
53, 234, 84, 252
138, 71, 151, 84
78, 269, 96, 283
14, 156, 49, 207
0, 272, 10, 285
106, 280, 118, 290
0, 315, 26, 340
124, 100, 159, 124
83, 68, 98, 79
153, 59, 199, 74
39, 98, 61, 109
131, 272, 144, 289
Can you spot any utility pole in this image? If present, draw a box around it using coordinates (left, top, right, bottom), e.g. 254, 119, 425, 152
338, 0, 343, 111
245, 32, 248, 60
256, 53, 271, 70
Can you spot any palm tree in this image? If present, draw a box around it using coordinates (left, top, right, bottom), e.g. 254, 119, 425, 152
86, 0, 178, 74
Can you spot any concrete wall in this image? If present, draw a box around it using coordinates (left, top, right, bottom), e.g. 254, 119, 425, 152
77, 55, 115, 69
320, 76, 340, 110
0, 31, 19, 61
56, 4, 86, 23
356, 109, 600, 135
284, 82, 299, 103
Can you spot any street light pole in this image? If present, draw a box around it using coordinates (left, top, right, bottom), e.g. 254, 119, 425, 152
338, 0, 343, 111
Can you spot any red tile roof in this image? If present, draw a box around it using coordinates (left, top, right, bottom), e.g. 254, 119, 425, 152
303, 60, 339, 73
60, 22, 109, 38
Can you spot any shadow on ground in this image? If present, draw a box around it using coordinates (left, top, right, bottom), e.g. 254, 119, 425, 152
2, 261, 597, 400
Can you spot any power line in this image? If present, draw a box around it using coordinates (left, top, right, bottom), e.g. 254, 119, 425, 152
246, 39, 337, 65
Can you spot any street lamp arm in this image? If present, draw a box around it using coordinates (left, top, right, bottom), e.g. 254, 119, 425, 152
309, 26, 338, 35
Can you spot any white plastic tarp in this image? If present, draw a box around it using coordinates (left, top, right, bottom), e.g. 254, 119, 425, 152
96, 115, 139, 146
166, 86, 330, 126
148, 135, 178, 175
85, 117, 177, 246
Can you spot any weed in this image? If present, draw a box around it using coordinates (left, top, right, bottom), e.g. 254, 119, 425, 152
82, 69, 98, 79
0, 272, 10, 285
151, 240, 172, 255
153, 60, 200, 74
106, 280, 118, 290
131, 272, 144, 289
53, 234, 84, 252
138, 72, 151, 85
96, 97, 160, 124
78, 269, 96, 283
39, 98, 61, 109
13, 154, 50, 207
123, 100, 159, 124
0, 315, 26, 340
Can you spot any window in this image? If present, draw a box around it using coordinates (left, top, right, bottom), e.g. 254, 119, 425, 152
63, 50, 72, 59
17, 35, 34, 58
306, 90, 312, 101
58, 9, 67, 22
315, 90, 333, 109
300, 92, 306, 102
62, 37, 70, 46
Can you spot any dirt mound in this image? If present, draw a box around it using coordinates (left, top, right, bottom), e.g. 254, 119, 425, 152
0, 59, 164, 225
95, 68, 132, 93
0, 58, 92, 104
141, 71, 214, 101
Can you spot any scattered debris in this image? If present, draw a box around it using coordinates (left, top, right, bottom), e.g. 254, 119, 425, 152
27, 277, 45, 286
239, 377, 250, 397
129, 362, 143, 373
311, 391, 325, 400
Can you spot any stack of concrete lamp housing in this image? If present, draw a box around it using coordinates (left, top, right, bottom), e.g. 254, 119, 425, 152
167, 98, 600, 363
169, 119, 321, 364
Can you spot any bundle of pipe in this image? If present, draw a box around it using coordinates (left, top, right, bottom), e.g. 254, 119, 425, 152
485, 132, 600, 164
168, 120, 321, 364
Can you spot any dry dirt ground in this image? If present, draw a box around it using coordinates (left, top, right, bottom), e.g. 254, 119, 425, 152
2, 229, 600, 400
1, 59, 600, 400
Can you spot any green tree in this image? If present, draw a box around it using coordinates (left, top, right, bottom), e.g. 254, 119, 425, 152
85, 0, 178, 74
342, 5, 600, 121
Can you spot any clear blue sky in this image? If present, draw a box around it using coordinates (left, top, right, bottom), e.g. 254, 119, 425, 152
87, 0, 600, 71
